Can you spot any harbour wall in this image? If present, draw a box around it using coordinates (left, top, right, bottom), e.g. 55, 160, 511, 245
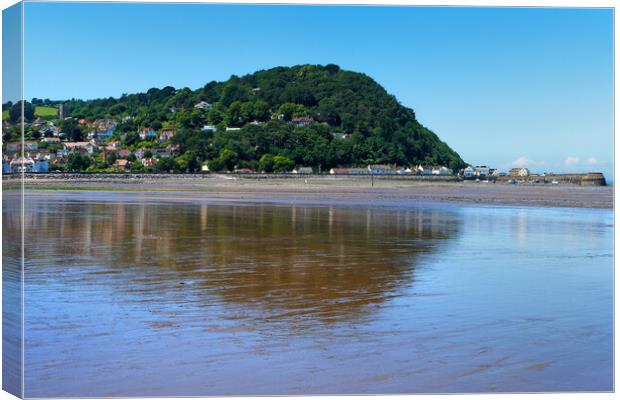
495, 173, 606, 186
3, 172, 606, 186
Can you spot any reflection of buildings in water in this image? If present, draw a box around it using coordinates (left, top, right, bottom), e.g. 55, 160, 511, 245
200, 204, 208, 231
514, 209, 529, 248
14, 198, 463, 326
2, 193, 23, 395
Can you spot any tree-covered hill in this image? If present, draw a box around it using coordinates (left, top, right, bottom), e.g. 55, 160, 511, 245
11, 64, 466, 172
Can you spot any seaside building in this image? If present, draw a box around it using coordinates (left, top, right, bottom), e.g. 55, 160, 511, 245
33, 154, 49, 172
432, 166, 452, 175
368, 165, 399, 175
8, 154, 47, 173
292, 167, 313, 174
3, 156, 12, 174
10, 156, 34, 173
141, 158, 158, 168
416, 165, 434, 175
330, 168, 351, 175
114, 159, 130, 170
509, 167, 530, 177
474, 166, 490, 177
463, 166, 475, 178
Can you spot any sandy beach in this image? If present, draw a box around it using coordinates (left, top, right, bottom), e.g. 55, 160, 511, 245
5, 173, 614, 209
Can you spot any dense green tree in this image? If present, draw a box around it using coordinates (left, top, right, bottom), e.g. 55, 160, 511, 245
208, 108, 225, 125
9, 101, 35, 123
253, 100, 270, 121
59, 118, 84, 141
66, 153, 92, 172
277, 103, 306, 121
130, 162, 146, 173
206, 157, 225, 172
106, 152, 118, 166
273, 155, 295, 172
157, 157, 180, 172
219, 148, 239, 171
123, 132, 140, 146
258, 154, 274, 172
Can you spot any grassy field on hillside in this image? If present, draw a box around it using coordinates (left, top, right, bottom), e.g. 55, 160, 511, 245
35, 106, 58, 117
2, 105, 58, 121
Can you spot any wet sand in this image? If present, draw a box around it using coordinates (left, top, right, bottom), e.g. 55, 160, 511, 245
8, 191, 613, 395
8, 174, 614, 209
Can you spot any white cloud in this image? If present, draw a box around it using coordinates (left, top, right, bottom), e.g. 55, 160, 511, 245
586, 157, 599, 165
564, 156, 580, 165
512, 156, 544, 167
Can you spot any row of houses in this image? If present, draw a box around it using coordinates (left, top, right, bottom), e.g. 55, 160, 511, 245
330, 164, 453, 176
6, 137, 179, 158
461, 166, 531, 179
2, 135, 183, 173
10, 117, 61, 137
6, 140, 39, 153
199, 163, 454, 175
106, 157, 161, 171
26, 118, 118, 141
88, 119, 117, 139
138, 127, 177, 142
3, 153, 49, 173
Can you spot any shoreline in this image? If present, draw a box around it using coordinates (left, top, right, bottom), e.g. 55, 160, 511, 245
4, 173, 613, 210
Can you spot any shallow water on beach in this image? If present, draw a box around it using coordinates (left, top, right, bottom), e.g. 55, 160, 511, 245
2, 192, 613, 396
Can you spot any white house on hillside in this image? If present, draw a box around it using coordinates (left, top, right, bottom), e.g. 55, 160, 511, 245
194, 101, 212, 111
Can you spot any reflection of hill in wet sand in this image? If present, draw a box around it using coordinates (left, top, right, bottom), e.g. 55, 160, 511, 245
17, 198, 462, 325
2, 192, 23, 395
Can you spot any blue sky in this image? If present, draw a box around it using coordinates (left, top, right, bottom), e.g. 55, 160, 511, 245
3, 2, 21, 104
22, 3, 613, 177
